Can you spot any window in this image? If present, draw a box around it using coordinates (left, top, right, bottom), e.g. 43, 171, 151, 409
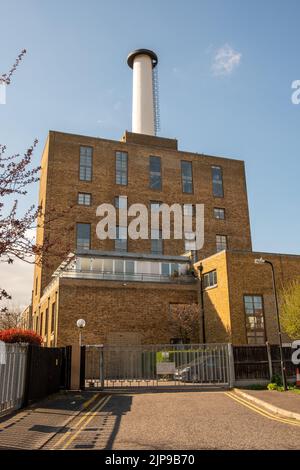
35, 277, 38, 296
212, 166, 224, 197
125, 260, 135, 274
150, 201, 161, 213
203, 270, 217, 288
244, 295, 266, 345
115, 196, 127, 209
181, 161, 193, 193
151, 229, 163, 254
44, 308, 48, 338
40, 312, 43, 336
149, 156, 162, 190
216, 234, 227, 252
51, 303, 56, 334
79, 146, 93, 181
170, 263, 179, 275
78, 193, 91, 206
183, 204, 194, 216
103, 259, 113, 272
214, 208, 225, 220
116, 151, 128, 185
115, 259, 124, 273
161, 263, 170, 276
115, 226, 127, 252
76, 223, 91, 250
184, 231, 196, 251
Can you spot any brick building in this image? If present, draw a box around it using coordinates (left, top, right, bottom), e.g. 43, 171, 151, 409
27, 49, 299, 347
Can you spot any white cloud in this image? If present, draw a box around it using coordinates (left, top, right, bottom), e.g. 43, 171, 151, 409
212, 44, 242, 76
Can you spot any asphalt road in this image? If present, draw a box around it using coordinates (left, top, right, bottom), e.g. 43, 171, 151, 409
1, 390, 300, 450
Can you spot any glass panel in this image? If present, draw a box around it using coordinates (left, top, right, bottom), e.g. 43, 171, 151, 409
170, 263, 178, 274
151, 229, 163, 254
125, 260, 135, 274
203, 270, 217, 288
181, 161, 193, 193
92, 258, 103, 272
150, 201, 161, 213
78, 193, 91, 205
115, 259, 124, 273
115, 196, 127, 209
216, 235, 227, 252
183, 204, 193, 216
150, 262, 160, 274
244, 295, 265, 344
103, 259, 113, 272
116, 151, 128, 185
149, 156, 162, 190
76, 223, 91, 250
161, 263, 170, 276
214, 208, 225, 219
79, 147, 93, 181
212, 166, 224, 197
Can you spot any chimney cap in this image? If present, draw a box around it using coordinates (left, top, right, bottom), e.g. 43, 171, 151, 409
127, 49, 158, 69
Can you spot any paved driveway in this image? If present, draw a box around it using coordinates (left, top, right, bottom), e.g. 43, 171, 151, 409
1, 390, 300, 450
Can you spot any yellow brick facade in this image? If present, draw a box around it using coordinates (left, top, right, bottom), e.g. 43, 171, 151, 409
29, 130, 300, 347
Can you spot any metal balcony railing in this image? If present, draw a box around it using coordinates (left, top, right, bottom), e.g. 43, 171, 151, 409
61, 269, 195, 284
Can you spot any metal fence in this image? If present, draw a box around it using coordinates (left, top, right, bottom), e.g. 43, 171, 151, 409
233, 344, 295, 382
0, 343, 28, 415
84, 343, 231, 389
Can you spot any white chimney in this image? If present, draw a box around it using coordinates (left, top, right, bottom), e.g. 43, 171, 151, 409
127, 49, 158, 136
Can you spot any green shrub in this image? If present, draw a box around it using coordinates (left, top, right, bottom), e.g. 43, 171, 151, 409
267, 383, 278, 391
271, 374, 283, 386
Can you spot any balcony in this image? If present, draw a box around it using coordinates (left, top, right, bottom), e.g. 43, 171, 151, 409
53, 252, 196, 285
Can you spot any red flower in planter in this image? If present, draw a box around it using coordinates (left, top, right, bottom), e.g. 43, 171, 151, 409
0, 328, 42, 346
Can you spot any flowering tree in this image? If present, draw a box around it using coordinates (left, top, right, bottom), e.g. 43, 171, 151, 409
0, 50, 73, 311
169, 304, 200, 343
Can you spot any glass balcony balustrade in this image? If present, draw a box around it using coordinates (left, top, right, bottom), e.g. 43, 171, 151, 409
58, 256, 194, 284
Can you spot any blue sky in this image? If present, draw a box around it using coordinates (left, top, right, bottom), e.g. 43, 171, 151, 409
1, 0, 300, 304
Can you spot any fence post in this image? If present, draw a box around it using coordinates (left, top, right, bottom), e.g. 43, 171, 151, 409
227, 343, 235, 388
70, 343, 81, 390
22, 344, 33, 407
100, 345, 104, 389
266, 342, 273, 381
80, 346, 86, 390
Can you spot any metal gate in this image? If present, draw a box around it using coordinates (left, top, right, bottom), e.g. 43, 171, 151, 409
84, 343, 231, 389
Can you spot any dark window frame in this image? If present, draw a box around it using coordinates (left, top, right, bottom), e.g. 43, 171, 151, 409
78, 192, 92, 206
149, 155, 162, 191
151, 228, 163, 255
181, 160, 193, 194
115, 225, 128, 252
51, 302, 56, 334
203, 270, 218, 289
243, 294, 267, 345
115, 151, 128, 186
79, 146, 93, 182
214, 207, 225, 220
216, 234, 228, 252
115, 195, 128, 209
212, 165, 224, 198
76, 222, 91, 251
